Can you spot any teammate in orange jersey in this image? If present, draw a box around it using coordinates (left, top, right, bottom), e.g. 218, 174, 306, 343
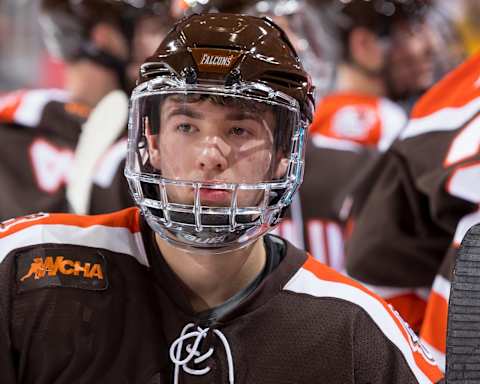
0, 0, 172, 220
346, 51, 480, 372
0, 14, 444, 384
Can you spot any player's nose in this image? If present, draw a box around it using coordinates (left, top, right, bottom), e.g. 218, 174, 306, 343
196, 139, 228, 173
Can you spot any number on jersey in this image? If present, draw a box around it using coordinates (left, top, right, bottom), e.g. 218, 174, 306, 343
29, 139, 74, 193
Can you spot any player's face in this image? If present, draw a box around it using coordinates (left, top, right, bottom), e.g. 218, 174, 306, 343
387, 20, 437, 97
146, 97, 288, 207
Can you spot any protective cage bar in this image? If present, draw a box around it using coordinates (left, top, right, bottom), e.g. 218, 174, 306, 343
126, 168, 298, 232
125, 127, 305, 232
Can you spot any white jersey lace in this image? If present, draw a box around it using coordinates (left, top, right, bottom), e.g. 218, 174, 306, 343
169, 323, 235, 384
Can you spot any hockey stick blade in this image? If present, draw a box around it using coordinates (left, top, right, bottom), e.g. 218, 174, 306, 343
67, 90, 128, 214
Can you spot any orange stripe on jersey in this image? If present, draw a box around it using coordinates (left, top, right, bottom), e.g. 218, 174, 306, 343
411, 52, 480, 119
309, 93, 381, 146
303, 253, 373, 290
302, 255, 444, 382
386, 294, 427, 334
420, 291, 448, 354
0, 90, 27, 123
0, 207, 141, 239
64, 102, 91, 119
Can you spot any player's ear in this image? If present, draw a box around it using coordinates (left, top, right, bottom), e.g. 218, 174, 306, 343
274, 157, 289, 179
145, 117, 161, 165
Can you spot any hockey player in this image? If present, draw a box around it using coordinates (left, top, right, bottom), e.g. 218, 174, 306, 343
279, 0, 462, 271
0, 0, 172, 220
0, 14, 443, 384
346, 50, 480, 371
273, 0, 434, 269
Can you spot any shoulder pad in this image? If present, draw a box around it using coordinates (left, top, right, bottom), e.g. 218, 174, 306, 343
311, 92, 406, 150
402, 53, 480, 140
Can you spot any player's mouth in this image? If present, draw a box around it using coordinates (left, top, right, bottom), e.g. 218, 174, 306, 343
199, 188, 232, 205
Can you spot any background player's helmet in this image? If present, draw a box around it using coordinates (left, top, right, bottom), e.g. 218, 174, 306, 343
170, 0, 255, 17
328, 0, 432, 56
39, 0, 172, 90
245, 0, 337, 98
318, 0, 459, 102
126, 13, 314, 252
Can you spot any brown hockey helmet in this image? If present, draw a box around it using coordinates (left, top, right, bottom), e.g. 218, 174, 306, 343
128, 13, 315, 251
40, 0, 172, 61
138, 13, 315, 122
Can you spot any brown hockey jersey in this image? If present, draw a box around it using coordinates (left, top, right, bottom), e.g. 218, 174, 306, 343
0, 89, 85, 220
0, 89, 133, 220
346, 51, 480, 371
0, 208, 443, 383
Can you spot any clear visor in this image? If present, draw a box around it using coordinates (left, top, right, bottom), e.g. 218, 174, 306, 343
126, 83, 304, 224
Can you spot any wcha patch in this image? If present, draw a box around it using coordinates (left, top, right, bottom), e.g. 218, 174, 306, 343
16, 247, 108, 293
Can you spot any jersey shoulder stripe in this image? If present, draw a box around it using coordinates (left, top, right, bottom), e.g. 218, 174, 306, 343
0, 207, 148, 267
401, 53, 480, 140
283, 255, 443, 384
310, 92, 405, 150
0, 88, 70, 127
411, 52, 480, 119
419, 275, 450, 371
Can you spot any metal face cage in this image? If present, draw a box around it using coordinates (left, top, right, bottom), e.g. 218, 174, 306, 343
126, 76, 308, 252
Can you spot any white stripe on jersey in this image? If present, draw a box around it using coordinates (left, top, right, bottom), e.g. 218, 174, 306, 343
308, 221, 327, 265
377, 98, 407, 152
325, 223, 344, 271
421, 339, 445, 373
401, 96, 480, 140
284, 267, 437, 384
14, 89, 69, 128
448, 164, 480, 203
0, 224, 149, 267
431, 275, 451, 304
311, 133, 363, 152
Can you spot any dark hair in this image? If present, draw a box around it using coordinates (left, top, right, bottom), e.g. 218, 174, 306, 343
325, 0, 432, 61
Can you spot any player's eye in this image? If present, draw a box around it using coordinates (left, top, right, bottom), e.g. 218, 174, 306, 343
176, 123, 196, 134
230, 127, 251, 137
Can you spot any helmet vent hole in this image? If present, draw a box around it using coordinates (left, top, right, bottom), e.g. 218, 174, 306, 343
141, 63, 175, 80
